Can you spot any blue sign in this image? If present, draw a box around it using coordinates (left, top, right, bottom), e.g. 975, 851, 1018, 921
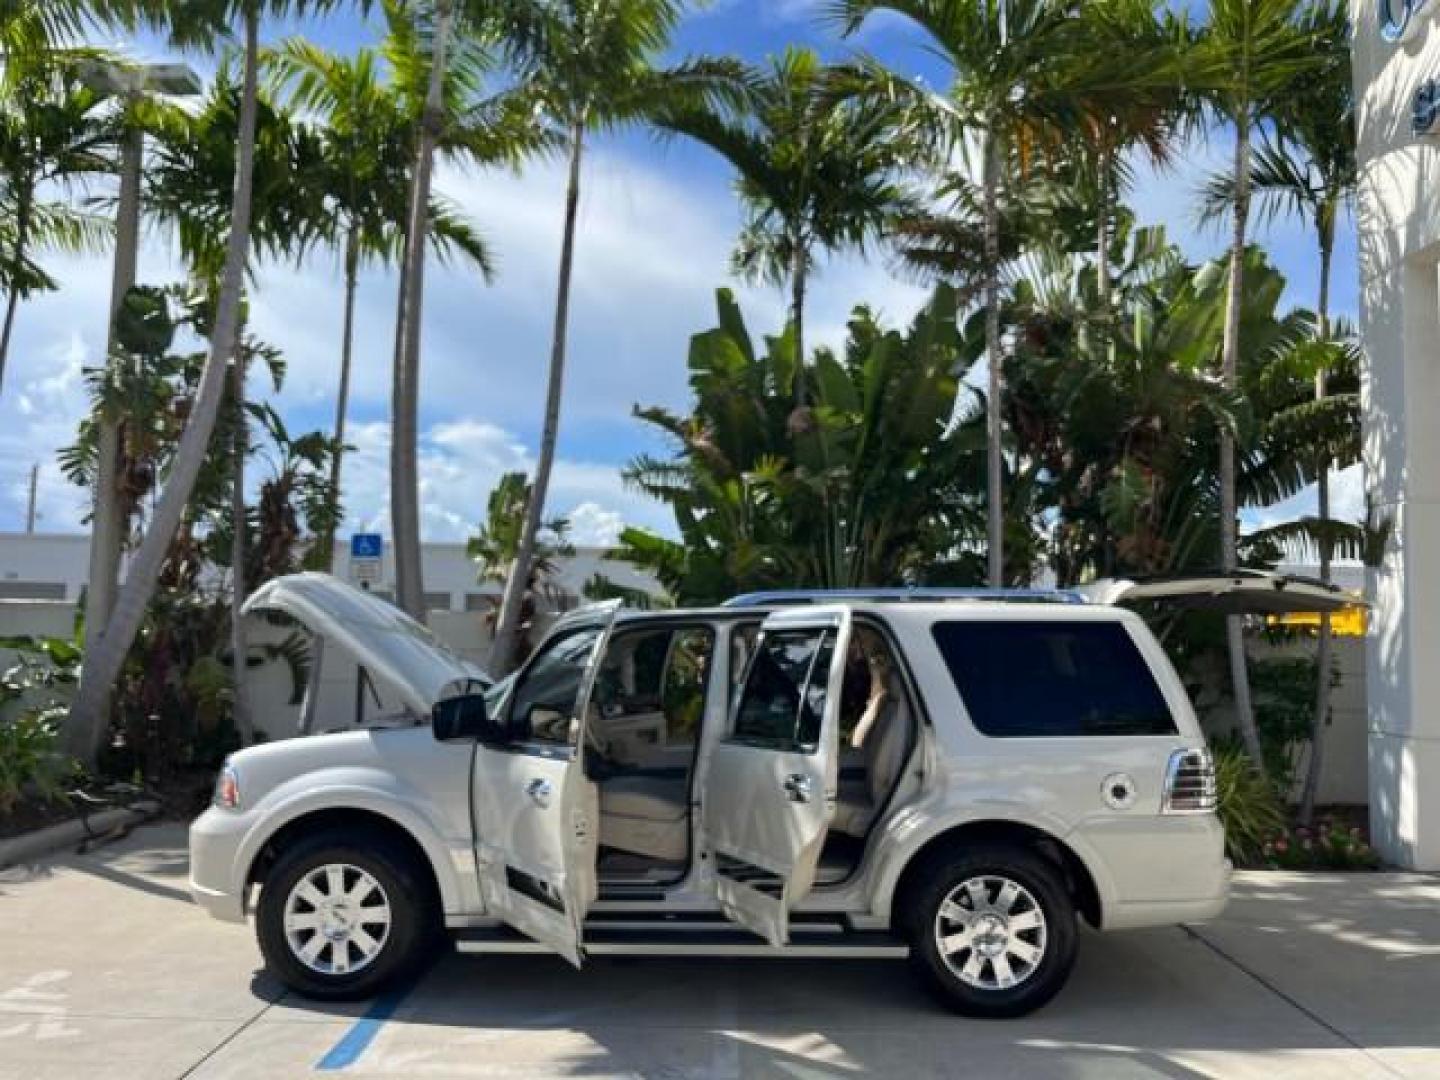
351, 533, 383, 559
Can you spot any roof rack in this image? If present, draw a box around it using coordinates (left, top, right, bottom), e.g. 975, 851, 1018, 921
721, 587, 1088, 608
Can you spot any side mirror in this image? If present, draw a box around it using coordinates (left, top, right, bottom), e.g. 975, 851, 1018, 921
432, 693, 505, 744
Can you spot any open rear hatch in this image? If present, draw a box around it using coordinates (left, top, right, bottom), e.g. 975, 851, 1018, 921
243, 572, 490, 722
1078, 570, 1358, 615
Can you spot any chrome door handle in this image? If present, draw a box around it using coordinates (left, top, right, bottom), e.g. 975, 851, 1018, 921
782, 773, 813, 803
525, 778, 553, 807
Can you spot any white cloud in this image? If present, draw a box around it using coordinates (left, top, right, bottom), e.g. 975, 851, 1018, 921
567, 502, 625, 547
332, 418, 668, 547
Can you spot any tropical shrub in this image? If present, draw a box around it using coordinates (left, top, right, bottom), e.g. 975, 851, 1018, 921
0, 638, 82, 813
616, 285, 986, 603
1213, 741, 1287, 864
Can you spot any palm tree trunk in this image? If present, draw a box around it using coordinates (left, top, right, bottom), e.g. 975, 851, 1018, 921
65, 8, 263, 767
981, 129, 1005, 588
230, 343, 254, 745
791, 241, 807, 407
323, 223, 361, 570
1219, 112, 1263, 772
83, 121, 144, 720
391, 0, 453, 619
1299, 232, 1335, 825
490, 121, 585, 676
0, 181, 35, 398
1095, 142, 1111, 317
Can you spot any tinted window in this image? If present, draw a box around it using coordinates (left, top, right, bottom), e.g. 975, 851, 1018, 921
509, 626, 603, 746
932, 621, 1176, 737
731, 628, 835, 751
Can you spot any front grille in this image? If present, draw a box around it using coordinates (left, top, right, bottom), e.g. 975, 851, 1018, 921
1162, 747, 1217, 813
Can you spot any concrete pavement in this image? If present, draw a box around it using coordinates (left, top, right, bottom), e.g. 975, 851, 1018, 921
0, 823, 1436, 1079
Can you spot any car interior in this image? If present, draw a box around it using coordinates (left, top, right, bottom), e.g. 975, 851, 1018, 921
587, 620, 916, 889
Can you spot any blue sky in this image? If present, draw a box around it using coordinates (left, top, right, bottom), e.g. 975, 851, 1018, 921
0, 0, 1359, 545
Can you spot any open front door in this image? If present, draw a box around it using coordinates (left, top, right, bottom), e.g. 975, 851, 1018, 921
702, 606, 852, 946
469, 602, 621, 966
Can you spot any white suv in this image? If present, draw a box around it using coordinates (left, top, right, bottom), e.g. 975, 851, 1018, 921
190, 572, 1345, 1016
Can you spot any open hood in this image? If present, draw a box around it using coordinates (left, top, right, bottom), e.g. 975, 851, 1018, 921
1077, 570, 1359, 615
244, 572, 490, 718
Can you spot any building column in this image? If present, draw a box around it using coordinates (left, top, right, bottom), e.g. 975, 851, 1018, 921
1366, 250, 1440, 870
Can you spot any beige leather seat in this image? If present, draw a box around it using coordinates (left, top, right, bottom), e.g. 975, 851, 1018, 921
833, 687, 911, 838
599, 778, 689, 862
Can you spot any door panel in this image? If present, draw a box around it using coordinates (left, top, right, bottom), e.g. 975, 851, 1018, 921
470, 604, 619, 966
702, 607, 851, 946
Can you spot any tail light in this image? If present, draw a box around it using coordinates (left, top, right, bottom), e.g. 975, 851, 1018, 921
1162, 747, 1216, 814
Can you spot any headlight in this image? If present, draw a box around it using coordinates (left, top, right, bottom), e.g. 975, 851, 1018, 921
213, 762, 241, 810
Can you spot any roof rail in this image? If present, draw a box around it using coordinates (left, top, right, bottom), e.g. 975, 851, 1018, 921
721, 587, 1088, 608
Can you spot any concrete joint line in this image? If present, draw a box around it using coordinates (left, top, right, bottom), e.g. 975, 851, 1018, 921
176, 990, 288, 1080
1180, 925, 1405, 1078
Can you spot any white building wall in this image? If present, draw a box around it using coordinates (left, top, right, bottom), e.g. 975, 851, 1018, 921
1353, 4, 1440, 868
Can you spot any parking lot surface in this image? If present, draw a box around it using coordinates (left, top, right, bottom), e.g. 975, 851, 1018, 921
0, 822, 1437, 1079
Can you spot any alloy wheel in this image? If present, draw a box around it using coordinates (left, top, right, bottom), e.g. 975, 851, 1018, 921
934, 874, 1048, 991
283, 863, 393, 976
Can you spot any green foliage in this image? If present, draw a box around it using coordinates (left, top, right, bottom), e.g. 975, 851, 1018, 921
0, 635, 82, 813
620, 284, 985, 603
468, 471, 576, 661
1213, 742, 1287, 865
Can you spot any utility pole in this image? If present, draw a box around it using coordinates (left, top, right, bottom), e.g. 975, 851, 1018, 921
25, 463, 37, 533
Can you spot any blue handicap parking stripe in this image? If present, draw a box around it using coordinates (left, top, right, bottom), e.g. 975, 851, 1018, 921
315, 983, 412, 1071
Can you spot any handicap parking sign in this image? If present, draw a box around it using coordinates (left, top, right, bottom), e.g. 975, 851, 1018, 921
351, 534, 383, 559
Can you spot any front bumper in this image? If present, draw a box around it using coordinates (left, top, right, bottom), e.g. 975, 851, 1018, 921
188, 806, 250, 923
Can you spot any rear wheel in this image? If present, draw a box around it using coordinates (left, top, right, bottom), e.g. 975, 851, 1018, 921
906, 846, 1077, 1018
256, 830, 438, 1000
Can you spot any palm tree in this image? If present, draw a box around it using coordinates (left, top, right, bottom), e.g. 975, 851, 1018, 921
468, 471, 575, 663
657, 48, 909, 398
485, 0, 734, 673
0, 51, 116, 396
1193, 0, 1321, 771
65, 0, 361, 769
1204, 0, 1354, 816
838, 0, 1087, 587
266, 13, 504, 568
1067, 1, 1185, 317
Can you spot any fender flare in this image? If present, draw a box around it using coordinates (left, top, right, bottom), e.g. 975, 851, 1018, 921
233, 779, 468, 916
867, 804, 1119, 924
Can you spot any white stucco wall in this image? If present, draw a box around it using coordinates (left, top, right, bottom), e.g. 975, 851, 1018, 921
1353, 1, 1440, 868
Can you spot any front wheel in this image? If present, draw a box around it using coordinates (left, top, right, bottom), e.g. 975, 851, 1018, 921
256, 830, 438, 1000
907, 846, 1077, 1018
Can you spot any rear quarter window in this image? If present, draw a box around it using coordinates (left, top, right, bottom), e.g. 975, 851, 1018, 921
931, 620, 1176, 737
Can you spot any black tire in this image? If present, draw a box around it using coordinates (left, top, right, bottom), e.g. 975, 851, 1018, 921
256, 829, 439, 1001
905, 845, 1078, 1018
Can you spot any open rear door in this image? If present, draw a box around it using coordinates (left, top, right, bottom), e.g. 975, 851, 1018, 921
1078, 570, 1357, 614
702, 606, 852, 946
468, 602, 621, 966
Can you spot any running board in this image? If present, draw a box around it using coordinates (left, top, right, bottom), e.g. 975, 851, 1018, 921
453, 921, 908, 960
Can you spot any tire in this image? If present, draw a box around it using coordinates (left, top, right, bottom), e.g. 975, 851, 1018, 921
905, 845, 1078, 1018
256, 829, 439, 1001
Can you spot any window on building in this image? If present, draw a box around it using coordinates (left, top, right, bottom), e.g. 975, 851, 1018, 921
0, 581, 66, 601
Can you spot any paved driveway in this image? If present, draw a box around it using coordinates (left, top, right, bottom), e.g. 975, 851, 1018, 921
0, 823, 1437, 1079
